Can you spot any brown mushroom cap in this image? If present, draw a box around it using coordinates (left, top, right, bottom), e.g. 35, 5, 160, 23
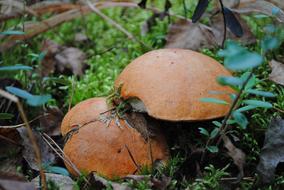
62, 98, 169, 178
115, 48, 235, 121
61, 97, 108, 136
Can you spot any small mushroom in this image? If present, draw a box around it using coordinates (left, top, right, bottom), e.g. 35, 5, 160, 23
115, 48, 235, 121
62, 98, 169, 178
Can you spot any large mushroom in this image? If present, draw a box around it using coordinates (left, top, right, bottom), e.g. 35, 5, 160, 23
62, 97, 169, 178
114, 48, 235, 121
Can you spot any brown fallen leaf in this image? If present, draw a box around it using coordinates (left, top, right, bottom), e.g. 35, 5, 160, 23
269, 60, 284, 86
55, 47, 87, 76
39, 106, 64, 137
165, 16, 255, 50
40, 39, 87, 77
0, 173, 35, 190
232, 0, 284, 23
256, 117, 284, 185
165, 19, 216, 50
222, 135, 246, 183
16, 127, 56, 171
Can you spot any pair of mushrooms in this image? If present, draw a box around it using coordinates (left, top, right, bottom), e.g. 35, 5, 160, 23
61, 49, 234, 178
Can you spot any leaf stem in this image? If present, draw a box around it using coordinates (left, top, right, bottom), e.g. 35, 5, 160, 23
219, 0, 227, 48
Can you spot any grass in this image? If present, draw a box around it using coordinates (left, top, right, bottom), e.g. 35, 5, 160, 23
1, 1, 284, 189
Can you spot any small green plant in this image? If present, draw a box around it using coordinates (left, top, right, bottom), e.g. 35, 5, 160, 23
186, 164, 230, 190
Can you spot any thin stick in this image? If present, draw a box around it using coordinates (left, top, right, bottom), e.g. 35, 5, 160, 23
125, 144, 141, 173
41, 133, 81, 176
0, 114, 49, 129
274, 107, 284, 114
0, 89, 47, 190
68, 77, 76, 111
85, 0, 150, 49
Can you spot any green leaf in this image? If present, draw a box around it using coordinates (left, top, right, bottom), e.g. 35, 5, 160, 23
6, 86, 51, 106
45, 166, 70, 176
240, 72, 257, 90
226, 119, 237, 125
199, 127, 209, 137
0, 113, 14, 120
218, 41, 263, 71
0, 30, 25, 35
245, 89, 276, 97
6, 86, 33, 99
225, 52, 263, 71
212, 121, 222, 128
232, 111, 248, 129
236, 105, 257, 112
261, 36, 279, 52
217, 76, 243, 86
0, 65, 32, 71
243, 100, 273, 108
207, 146, 219, 153
218, 41, 245, 57
200, 98, 229, 105
210, 128, 219, 139
26, 95, 51, 106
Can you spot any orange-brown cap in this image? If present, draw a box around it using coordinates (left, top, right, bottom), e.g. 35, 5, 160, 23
62, 98, 169, 178
115, 49, 235, 121
61, 97, 108, 136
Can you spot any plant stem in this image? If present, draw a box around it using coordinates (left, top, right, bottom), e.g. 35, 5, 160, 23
219, 0, 227, 48
200, 71, 254, 163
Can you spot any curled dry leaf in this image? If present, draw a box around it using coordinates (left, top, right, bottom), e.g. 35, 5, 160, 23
165, 16, 255, 50
55, 47, 87, 76
256, 117, 284, 185
16, 127, 56, 171
165, 19, 216, 50
232, 0, 284, 23
40, 40, 87, 77
32, 173, 74, 190
0, 173, 35, 190
269, 60, 284, 86
222, 135, 246, 183
39, 106, 64, 137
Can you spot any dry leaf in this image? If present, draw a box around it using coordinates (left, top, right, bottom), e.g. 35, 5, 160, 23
256, 117, 284, 185
32, 173, 75, 190
223, 135, 246, 183
16, 127, 56, 171
165, 16, 255, 50
232, 0, 284, 23
55, 47, 87, 76
269, 60, 284, 86
0, 173, 35, 190
165, 19, 216, 50
40, 40, 87, 77
39, 106, 64, 137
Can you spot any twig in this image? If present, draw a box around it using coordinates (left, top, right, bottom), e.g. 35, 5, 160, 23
125, 144, 141, 173
0, 114, 49, 129
0, 89, 47, 190
68, 77, 76, 111
274, 106, 284, 114
85, 0, 150, 49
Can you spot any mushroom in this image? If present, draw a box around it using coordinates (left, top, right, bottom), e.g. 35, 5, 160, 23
62, 97, 169, 178
114, 48, 235, 121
